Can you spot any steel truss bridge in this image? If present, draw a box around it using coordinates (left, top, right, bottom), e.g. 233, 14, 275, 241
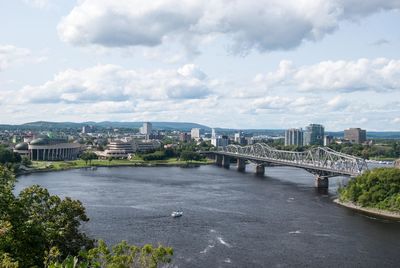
211, 143, 368, 177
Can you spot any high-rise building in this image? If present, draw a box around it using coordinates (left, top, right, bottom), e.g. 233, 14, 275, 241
324, 135, 334, 146
140, 122, 152, 136
344, 128, 367, 144
191, 128, 201, 140
179, 132, 191, 142
303, 124, 324, 146
284, 128, 303, 146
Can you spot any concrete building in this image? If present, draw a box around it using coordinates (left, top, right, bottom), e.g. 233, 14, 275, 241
191, 128, 201, 140
14, 135, 82, 161
303, 124, 325, 146
132, 140, 161, 152
284, 128, 303, 146
179, 132, 191, 142
140, 122, 153, 136
234, 132, 246, 145
344, 128, 367, 144
324, 135, 334, 146
96, 141, 134, 159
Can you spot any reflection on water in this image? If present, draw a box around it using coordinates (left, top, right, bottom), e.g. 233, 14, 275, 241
16, 165, 400, 267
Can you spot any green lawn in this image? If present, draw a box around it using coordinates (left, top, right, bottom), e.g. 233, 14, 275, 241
30, 157, 214, 171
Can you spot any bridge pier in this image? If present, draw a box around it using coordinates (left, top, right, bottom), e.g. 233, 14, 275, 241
222, 156, 230, 168
315, 175, 329, 189
215, 155, 222, 166
237, 158, 246, 172
255, 164, 265, 176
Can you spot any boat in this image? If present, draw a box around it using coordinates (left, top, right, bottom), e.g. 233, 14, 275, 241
171, 211, 183, 218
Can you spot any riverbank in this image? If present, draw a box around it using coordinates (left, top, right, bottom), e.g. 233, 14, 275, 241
334, 199, 400, 220
17, 158, 214, 176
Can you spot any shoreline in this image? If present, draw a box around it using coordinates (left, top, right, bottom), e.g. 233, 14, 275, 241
333, 199, 400, 221
16, 161, 214, 177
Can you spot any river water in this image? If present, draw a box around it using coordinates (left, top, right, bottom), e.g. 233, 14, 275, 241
15, 165, 400, 267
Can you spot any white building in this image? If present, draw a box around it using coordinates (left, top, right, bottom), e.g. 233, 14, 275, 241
285, 128, 304, 146
140, 122, 153, 135
191, 128, 201, 140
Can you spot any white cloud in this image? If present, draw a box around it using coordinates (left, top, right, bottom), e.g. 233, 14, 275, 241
255, 58, 400, 93
15, 64, 212, 104
57, 0, 400, 54
0, 45, 39, 71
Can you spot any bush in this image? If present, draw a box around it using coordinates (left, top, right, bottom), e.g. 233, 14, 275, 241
339, 167, 400, 212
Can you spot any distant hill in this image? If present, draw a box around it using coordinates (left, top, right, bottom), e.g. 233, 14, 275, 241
0, 121, 210, 131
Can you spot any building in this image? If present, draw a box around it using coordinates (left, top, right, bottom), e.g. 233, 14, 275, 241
13, 135, 82, 161
140, 122, 153, 136
234, 132, 246, 145
303, 124, 324, 146
179, 132, 191, 142
284, 128, 303, 146
82, 125, 94, 134
324, 135, 334, 146
211, 128, 229, 147
191, 128, 201, 140
344, 128, 367, 144
132, 140, 161, 153
96, 141, 134, 159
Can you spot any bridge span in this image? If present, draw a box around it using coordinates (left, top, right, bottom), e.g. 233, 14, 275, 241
202, 143, 368, 189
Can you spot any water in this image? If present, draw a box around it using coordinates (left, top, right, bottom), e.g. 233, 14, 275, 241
15, 165, 400, 267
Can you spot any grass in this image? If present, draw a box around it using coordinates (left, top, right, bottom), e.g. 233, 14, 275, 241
30, 157, 214, 171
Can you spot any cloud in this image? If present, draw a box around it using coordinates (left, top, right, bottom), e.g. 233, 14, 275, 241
0, 45, 41, 71
58, 0, 400, 54
370, 38, 390, 46
255, 58, 400, 93
15, 64, 212, 104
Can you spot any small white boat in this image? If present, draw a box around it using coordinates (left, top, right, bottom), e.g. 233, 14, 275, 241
171, 211, 183, 218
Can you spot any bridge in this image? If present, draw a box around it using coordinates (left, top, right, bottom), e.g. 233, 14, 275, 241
202, 143, 368, 189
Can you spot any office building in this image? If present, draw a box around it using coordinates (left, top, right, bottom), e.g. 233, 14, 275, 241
344, 128, 367, 144
140, 122, 153, 136
284, 128, 303, 146
179, 132, 191, 142
324, 135, 334, 146
191, 128, 201, 140
303, 124, 325, 146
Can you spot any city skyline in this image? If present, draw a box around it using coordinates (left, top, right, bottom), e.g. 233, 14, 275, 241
1, 1, 400, 131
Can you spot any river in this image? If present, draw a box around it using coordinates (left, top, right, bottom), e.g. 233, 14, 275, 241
15, 165, 400, 267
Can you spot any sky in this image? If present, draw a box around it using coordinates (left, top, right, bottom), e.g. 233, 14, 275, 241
0, 0, 400, 131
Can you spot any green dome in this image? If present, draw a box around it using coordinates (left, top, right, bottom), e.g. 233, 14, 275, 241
15, 142, 28, 150
30, 137, 49, 145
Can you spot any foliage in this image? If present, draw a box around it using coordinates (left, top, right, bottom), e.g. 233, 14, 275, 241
80, 151, 98, 165
180, 151, 203, 161
0, 148, 21, 165
21, 157, 32, 167
339, 167, 400, 212
48, 240, 173, 268
141, 151, 167, 161
0, 165, 93, 267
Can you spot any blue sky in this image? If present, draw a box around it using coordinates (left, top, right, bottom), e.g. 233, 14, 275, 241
1, 0, 400, 130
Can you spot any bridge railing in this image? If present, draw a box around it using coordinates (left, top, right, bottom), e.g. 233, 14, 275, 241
216, 143, 368, 175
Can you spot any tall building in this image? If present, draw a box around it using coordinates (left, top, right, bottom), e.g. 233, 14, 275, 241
179, 132, 191, 142
284, 128, 303, 146
324, 135, 334, 146
303, 124, 324, 146
191, 128, 201, 140
140, 122, 152, 136
344, 128, 367, 144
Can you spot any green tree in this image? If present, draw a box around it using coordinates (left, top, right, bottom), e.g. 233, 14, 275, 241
0, 166, 93, 267
80, 151, 98, 165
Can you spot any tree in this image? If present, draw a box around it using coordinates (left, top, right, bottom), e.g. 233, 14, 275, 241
0, 166, 93, 267
81, 151, 98, 165
180, 151, 202, 161
21, 157, 31, 167
48, 240, 173, 268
